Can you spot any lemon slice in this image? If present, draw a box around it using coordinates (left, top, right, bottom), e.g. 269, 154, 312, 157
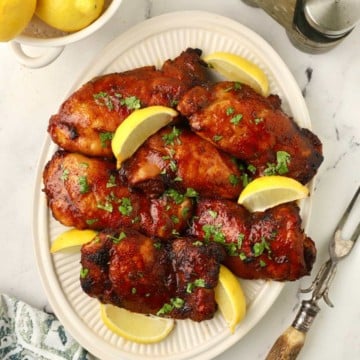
0, 0, 36, 42
203, 52, 269, 96
100, 304, 175, 344
215, 265, 246, 333
238, 175, 309, 212
112, 105, 178, 168
50, 229, 98, 253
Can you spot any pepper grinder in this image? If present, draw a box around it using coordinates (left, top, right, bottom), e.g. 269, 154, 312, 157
242, 0, 360, 53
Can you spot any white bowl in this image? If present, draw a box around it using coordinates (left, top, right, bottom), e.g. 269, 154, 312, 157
9, 0, 122, 68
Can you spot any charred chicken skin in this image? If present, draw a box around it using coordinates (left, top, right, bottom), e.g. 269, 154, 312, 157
120, 126, 244, 199
80, 229, 225, 321
48, 48, 208, 157
43, 151, 193, 239
177, 81, 323, 184
188, 199, 316, 281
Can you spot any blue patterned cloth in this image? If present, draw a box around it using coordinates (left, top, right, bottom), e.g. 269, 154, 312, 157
0, 294, 95, 360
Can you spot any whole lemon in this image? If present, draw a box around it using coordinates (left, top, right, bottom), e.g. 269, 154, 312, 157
0, 0, 36, 42
36, 0, 105, 32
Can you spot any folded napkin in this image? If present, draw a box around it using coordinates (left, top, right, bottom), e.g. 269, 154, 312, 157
0, 294, 96, 360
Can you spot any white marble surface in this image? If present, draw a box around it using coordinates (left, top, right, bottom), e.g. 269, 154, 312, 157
1, 0, 359, 359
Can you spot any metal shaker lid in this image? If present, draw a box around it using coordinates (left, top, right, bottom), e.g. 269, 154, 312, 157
304, 0, 360, 38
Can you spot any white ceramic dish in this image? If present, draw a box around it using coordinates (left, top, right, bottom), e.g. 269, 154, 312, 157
33, 11, 312, 360
10, 0, 122, 68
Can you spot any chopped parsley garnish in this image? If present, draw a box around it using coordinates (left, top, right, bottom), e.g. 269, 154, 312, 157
86, 218, 98, 225
202, 224, 226, 244
153, 242, 162, 249
156, 297, 185, 316
108, 231, 126, 244
213, 134, 223, 142
97, 202, 113, 212
93, 91, 114, 111
230, 113, 243, 125
247, 164, 257, 174
162, 126, 182, 145
120, 96, 141, 110
80, 268, 89, 279
184, 188, 199, 198
254, 117, 264, 125
226, 107, 235, 115
186, 279, 206, 293
229, 174, 240, 186
78, 176, 90, 194
99, 131, 114, 148
252, 236, 271, 257
106, 174, 117, 188
208, 210, 218, 219
264, 151, 291, 176
119, 197, 133, 216
60, 168, 69, 182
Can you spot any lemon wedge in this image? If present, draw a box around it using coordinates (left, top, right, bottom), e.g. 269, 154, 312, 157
203, 51, 269, 96
111, 105, 178, 168
0, 0, 36, 42
36, 0, 104, 32
238, 176, 309, 212
215, 265, 246, 333
50, 228, 98, 253
100, 304, 175, 344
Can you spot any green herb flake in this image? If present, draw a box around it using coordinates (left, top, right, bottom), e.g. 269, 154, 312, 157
213, 134, 223, 142
97, 202, 113, 213
202, 224, 226, 244
247, 164, 257, 174
131, 287, 137, 294
229, 174, 240, 186
165, 189, 184, 204
230, 113, 243, 125
78, 176, 90, 194
259, 260, 267, 267
108, 231, 126, 244
119, 197, 133, 216
276, 151, 291, 175
208, 210, 218, 219
99, 132, 114, 148
106, 174, 117, 188
120, 96, 141, 110
60, 168, 69, 182
264, 151, 291, 176
153, 242, 162, 249
239, 252, 247, 261
156, 297, 184, 316
192, 240, 203, 247
86, 218, 98, 226
93, 91, 114, 111
226, 107, 235, 116
162, 127, 182, 146
184, 188, 199, 198
254, 117, 264, 125
80, 268, 89, 279
186, 278, 206, 293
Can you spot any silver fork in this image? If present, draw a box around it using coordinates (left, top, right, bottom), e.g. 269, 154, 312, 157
266, 186, 360, 360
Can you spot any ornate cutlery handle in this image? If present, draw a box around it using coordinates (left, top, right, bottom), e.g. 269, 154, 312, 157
265, 300, 320, 360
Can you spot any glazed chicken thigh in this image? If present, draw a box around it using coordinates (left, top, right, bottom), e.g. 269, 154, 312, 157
120, 126, 245, 199
178, 81, 323, 184
48, 48, 208, 157
80, 229, 225, 321
43, 151, 193, 239
188, 199, 316, 281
